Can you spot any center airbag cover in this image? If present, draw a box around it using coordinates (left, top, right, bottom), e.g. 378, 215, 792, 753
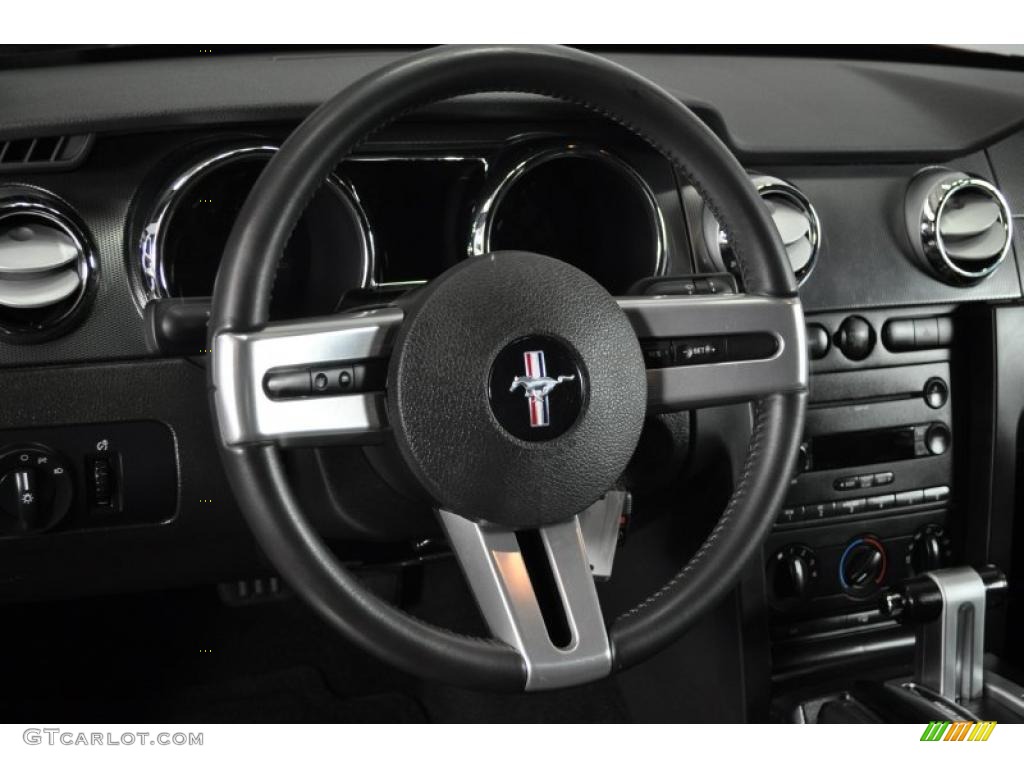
387, 251, 646, 528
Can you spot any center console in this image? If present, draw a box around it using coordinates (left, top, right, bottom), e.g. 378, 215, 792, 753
764, 306, 961, 653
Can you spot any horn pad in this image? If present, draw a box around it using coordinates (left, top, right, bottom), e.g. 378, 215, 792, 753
387, 251, 646, 528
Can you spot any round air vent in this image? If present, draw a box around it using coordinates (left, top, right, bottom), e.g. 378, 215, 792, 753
905, 168, 1013, 285
0, 192, 95, 341
702, 175, 820, 285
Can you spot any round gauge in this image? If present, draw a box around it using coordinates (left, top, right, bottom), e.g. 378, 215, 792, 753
140, 145, 373, 319
470, 142, 666, 294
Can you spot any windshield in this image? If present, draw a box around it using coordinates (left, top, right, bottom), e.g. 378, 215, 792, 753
0, 44, 1023, 71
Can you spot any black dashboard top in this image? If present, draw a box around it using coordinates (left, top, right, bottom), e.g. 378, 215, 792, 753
0, 50, 1023, 161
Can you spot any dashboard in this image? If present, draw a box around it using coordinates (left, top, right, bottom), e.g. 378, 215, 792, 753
0, 48, 1022, 703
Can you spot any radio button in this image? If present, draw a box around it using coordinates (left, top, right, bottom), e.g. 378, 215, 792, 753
834, 476, 859, 491
836, 316, 875, 360
895, 489, 925, 507
925, 424, 951, 456
805, 501, 835, 521
856, 474, 875, 490
872, 471, 894, 486
837, 497, 867, 515
923, 486, 950, 503
923, 377, 949, 409
866, 493, 896, 511
806, 324, 830, 360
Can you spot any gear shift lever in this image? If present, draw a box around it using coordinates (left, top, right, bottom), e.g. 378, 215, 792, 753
881, 564, 1007, 703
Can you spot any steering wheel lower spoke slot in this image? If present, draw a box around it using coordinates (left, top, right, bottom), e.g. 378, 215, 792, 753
439, 509, 612, 691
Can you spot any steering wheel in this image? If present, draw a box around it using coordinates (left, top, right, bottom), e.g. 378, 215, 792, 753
208, 45, 807, 692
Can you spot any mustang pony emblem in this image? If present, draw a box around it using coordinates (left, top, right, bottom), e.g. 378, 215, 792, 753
509, 350, 576, 428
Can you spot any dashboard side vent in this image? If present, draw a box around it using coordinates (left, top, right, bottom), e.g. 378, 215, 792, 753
0, 192, 95, 342
0, 135, 93, 172
701, 174, 821, 285
905, 168, 1013, 285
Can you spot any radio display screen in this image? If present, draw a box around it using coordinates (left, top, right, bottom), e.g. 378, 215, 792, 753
811, 426, 917, 471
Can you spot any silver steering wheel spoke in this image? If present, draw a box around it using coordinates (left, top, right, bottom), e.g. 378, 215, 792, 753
439, 509, 611, 691
617, 293, 807, 411
212, 307, 402, 447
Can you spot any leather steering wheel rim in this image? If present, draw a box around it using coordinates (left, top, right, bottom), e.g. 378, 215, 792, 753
208, 44, 807, 691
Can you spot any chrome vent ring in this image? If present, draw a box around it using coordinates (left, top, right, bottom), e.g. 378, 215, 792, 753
0, 190, 96, 341
905, 168, 1013, 285
703, 174, 821, 286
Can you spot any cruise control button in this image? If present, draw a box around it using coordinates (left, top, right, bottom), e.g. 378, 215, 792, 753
674, 337, 726, 365
642, 342, 673, 368
338, 367, 354, 391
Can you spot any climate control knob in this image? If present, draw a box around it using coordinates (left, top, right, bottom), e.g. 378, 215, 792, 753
839, 535, 887, 597
906, 524, 953, 575
767, 544, 819, 607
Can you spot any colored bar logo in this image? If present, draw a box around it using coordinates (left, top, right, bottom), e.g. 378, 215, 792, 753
920, 721, 997, 741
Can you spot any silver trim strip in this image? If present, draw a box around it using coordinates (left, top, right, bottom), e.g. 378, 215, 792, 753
212, 308, 403, 447
439, 510, 612, 691
984, 669, 1024, 718
578, 491, 627, 580
917, 566, 987, 702
617, 294, 808, 410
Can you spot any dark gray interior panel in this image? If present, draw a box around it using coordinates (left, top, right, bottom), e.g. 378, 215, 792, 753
0, 51, 1022, 161
772, 155, 1021, 311
0, 358, 263, 600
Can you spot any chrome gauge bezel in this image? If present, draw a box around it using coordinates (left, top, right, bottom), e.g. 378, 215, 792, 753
137, 144, 375, 304
468, 138, 668, 282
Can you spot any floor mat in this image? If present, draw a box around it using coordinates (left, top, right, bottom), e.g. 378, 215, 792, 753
156, 666, 426, 723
